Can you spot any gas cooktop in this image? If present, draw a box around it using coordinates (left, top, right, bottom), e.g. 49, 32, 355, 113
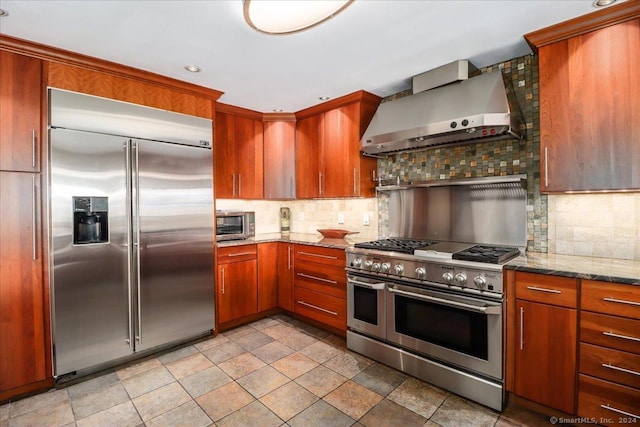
353, 238, 437, 254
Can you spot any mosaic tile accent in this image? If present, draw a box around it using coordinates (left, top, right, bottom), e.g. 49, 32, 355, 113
377, 54, 547, 253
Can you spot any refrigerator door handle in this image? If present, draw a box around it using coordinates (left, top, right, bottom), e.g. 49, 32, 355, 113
124, 141, 134, 349
133, 141, 142, 345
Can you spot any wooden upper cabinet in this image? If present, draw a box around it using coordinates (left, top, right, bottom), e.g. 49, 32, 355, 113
214, 105, 264, 199
526, 6, 640, 192
263, 116, 296, 199
295, 91, 381, 199
0, 172, 47, 392
0, 51, 42, 172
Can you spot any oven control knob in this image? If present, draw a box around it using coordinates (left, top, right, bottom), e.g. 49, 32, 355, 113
394, 264, 404, 275
473, 276, 487, 289
454, 273, 467, 286
381, 262, 391, 273
364, 260, 373, 270
415, 267, 426, 279
351, 258, 362, 268
372, 262, 381, 272
442, 272, 454, 283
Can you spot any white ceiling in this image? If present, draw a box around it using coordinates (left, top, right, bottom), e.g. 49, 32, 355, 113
0, 0, 610, 112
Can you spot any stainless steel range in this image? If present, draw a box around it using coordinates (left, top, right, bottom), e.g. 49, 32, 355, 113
346, 175, 528, 411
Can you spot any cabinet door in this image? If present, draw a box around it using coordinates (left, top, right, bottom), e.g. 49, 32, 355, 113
323, 103, 361, 198
217, 259, 257, 324
277, 243, 295, 311
263, 121, 296, 199
0, 172, 46, 391
257, 242, 278, 312
515, 300, 577, 413
295, 115, 322, 199
0, 51, 42, 172
214, 111, 236, 198
539, 19, 640, 191
235, 116, 264, 199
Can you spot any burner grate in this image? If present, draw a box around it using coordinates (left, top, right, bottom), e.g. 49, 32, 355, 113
354, 238, 437, 254
452, 245, 520, 264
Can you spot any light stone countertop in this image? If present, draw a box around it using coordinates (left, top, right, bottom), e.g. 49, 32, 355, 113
216, 232, 373, 250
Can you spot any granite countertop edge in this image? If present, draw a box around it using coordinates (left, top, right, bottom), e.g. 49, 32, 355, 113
216, 232, 371, 250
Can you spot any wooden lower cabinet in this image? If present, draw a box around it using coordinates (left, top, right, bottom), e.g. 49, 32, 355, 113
257, 242, 278, 312
0, 172, 48, 394
277, 243, 295, 311
294, 287, 346, 331
578, 375, 640, 424
216, 245, 257, 324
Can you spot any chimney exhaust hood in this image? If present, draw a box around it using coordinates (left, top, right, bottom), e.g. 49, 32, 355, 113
361, 68, 523, 155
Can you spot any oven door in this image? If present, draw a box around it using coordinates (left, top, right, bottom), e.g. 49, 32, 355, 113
347, 274, 386, 340
387, 283, 503, 380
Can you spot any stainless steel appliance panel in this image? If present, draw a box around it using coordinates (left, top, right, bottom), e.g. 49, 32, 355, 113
347, 275, 386, 340
134, 140, 214, 351
50, 128, 132, 375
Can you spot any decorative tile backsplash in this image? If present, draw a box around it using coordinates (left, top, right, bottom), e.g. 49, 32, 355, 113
377, 54, 547, 252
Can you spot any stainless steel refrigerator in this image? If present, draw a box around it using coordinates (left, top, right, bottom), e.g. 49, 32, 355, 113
49, 89, 215, 378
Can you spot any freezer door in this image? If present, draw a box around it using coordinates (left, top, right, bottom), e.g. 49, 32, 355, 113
133, 140, 214, 351
50, 129, 133, 376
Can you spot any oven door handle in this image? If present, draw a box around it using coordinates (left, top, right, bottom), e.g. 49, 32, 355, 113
388, 286, 502, 315
347, 278, 386, 290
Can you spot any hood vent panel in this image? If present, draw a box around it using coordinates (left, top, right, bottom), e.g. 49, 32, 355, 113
361, 71, 523, 155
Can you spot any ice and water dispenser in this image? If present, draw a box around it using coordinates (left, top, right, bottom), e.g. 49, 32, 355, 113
73, 196, 109, 244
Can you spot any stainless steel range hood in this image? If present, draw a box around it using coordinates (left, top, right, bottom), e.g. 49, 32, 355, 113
361, 71, 523, 155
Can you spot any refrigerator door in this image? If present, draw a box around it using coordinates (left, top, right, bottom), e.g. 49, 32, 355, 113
50, 129, 133, 376
133, 140, 214, 351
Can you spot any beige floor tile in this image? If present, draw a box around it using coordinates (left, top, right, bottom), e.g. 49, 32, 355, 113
232, 331, 275, 351
115, 357, 162, 380
202, 341, 246, 364
260, 382, 319, 421
272, 352, 319, 379
0, 404, 8, 422
222, 325, 256, 340
497, 401, 555, 427
164, 353, 213, 379
145, 400, 212, 427
9, 389, 69, 418
300, 340, 342, 364
237, 366, 290, 398
278, 331, 317, 351
261, 323, 298, 340
179, 365, 232, 398
248, 317, 281, 330
1, 420, 7, 427
66, 372, 120, 400
324, 380, 383, 420
387, 377, 449, 419
359, 398, 427, 427
324, 351, 373, 379
196, 381, 254, 422
193, 334, 230, 352
121, 366, 174, 398
8, 401, 74, 427
218, 352, 266, 379
217, 400, 282, 427
352, 363, 408, 397
430, 394, 499, 427
76, 400, 141, 427
295, 365, 348, 397
251, 341, 295, 364
132, 381, 191, 421
157, 345, 198, 365
288, 400, 354, 427
70, 383, 129, 419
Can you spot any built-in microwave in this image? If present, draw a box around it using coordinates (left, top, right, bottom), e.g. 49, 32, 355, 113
215, 211, 255, 241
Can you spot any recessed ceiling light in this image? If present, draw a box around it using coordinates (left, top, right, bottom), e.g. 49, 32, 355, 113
184, 65, 201, 73
273, 109, 284, 112
0, 8, 9, 17
318, 96, 330, 101
244, 0, 354, 35
592, 0, 616, 7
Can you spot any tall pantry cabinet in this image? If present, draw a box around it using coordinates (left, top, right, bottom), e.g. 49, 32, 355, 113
0, 50, 49, 396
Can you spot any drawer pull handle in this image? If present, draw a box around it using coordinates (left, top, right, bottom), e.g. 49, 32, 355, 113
297, 272, 338, 285
526, 286, 561, 294
603, 297, 640, 307
602, 363, 640, 377
603, 331, 640, 343
600, 404, 639, 420
519, 306, 524, 350
297, 251, 338, 260
227, 252, 255, 257
297, 300, 338, 316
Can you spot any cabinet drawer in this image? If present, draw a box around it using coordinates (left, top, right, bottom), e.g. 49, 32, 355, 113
580, 343, 640, 389
218, 244, 257, 263
294, 262, 346, 299
581, 312, 640, 354
515, 272, 577, 308
294, 287, 346, 331
294, 244, 346, 267
582, 280, 640, 320
578, 374, 640, 424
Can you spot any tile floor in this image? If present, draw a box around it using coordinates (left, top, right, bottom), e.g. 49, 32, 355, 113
1, 314, 554, 427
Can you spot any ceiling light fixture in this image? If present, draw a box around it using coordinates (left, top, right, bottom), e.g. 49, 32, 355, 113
184, 65, 201, 73
273, 109, 284, 112
243, 0, 354, 35
0, 8, 8, 17
318, 96, 330, 101
592, 0, 616, 7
